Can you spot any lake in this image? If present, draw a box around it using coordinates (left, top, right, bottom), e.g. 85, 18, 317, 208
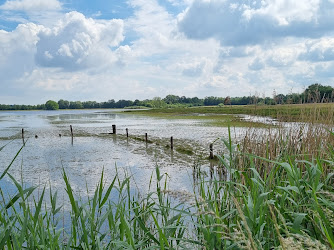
0, 109, 274, 204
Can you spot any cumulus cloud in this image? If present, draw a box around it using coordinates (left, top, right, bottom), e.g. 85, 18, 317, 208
266, 46, 301, 67
35, 11, 124, 71
219, 46, 254, 58
0, 0, 62, 11
314, 61, 334, 77
182, 62, 205, 77
114, 45, 133, 66
243, 0, 320, 25
0, 23, 41, 79
178, 0, 334, 46
2, 0, 334, 104
300, 38, 334, 62
248, 58, 265, 71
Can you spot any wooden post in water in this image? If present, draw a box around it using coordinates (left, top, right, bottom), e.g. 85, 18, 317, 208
170, 136, 173, 150
112, 125, 116, 134
21, 128, 25, 144
145, 133, 148, 143
209, 143, 214, 159
126, 128, 129, 137
70, 125, 73, 138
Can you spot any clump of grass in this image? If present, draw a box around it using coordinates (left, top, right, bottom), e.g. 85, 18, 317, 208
0, 147, 187, 248
175, 146, 194, 155
131, 136, 153, 143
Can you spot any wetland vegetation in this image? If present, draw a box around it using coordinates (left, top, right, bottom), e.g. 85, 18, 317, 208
0, 102, 334, 249
1, 83, 334, 111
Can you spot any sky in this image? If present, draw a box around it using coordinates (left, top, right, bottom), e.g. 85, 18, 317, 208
1, 0, 334, 104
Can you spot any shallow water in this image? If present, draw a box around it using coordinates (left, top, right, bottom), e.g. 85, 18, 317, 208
0, 109, 268, 204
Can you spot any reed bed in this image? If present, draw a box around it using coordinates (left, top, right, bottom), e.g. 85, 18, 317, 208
0, 123, 334, 249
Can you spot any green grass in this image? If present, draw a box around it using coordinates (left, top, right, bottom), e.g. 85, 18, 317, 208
123, 103, 334, 124
0, 127, 334, 249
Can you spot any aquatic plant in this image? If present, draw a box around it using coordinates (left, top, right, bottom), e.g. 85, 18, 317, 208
0, 126, 333, 249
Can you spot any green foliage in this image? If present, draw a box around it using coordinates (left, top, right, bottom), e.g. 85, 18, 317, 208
150, 97, 167, 108
204, 96, 224, 106
45, 100, 59, 110
1, 83, 334, 111
57, 99, 69, 109
304, 83, 334, 103
0, 129, 334, 248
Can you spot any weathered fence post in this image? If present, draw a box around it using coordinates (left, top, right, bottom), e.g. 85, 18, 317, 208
21, 128, 25, 144
126, 128, 129, 137
112, 125, 116, 134
70, 125, 73, 138
209, 143, 214, 159
145, 133, 148, 143
170, 136, 173, 150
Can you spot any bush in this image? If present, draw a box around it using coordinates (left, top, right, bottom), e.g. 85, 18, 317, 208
45, 100, 59, 110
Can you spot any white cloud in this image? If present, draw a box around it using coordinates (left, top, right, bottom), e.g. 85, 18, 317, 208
115, 45, 133, 66
178, 0, 334, 46
182, 61, 205, 77
0, 23, 41, 79
2, 0, 334, 104
244, 0, 320, 25
266, 44, 302, 67
0, 0, 62, 11
248, 58, 265, 71
35, 11, 124, 71
126, 0, 176, 56
300, 37, 334, 61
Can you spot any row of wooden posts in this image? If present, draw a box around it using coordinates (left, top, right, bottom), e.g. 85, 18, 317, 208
21, 124, 215, 159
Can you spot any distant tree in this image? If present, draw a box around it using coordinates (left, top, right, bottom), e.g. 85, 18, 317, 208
204, 96, 223, 106
264, 97, 275, 105
133, 99, 141, 106
151, 97, 166, 108
164, 95, 180, 104
190, 97, 203, 106
115, 100, 133, 108
224, 96, 231, 105
45, 100, 59, 110
230, 96, 251, 105
179, 96, 189, 104
304, 83, 334, 103
36, 104, 45, 110
83, 101, 99, 109
58, 99, 70, 109
69, 101, 83, 109
274, 94, 286, 104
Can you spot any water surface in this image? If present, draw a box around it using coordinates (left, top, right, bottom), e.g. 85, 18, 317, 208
0, 109, 268, 202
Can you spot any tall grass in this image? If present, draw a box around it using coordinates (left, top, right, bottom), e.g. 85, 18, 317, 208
0, 126, 334, 249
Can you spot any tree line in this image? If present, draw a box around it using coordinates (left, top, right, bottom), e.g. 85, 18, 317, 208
1, 83, 334, 110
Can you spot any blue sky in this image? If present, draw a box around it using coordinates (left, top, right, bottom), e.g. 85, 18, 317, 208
1, 0, 334, 104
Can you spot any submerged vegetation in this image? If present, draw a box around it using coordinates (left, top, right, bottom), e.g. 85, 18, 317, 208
0, 118, 334, 249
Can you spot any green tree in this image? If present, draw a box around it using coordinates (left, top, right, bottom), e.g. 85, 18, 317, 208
163, 95, 180, 104
151, 97, 166, 108
304, 83, 334, 103
58, 99, 69, 109
69, 101, 83, 109
45, 100, 59, 110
